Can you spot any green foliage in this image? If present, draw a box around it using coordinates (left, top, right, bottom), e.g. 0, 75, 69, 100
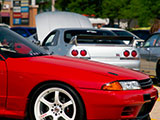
53, 0, 160, 27
36, 0, 52, 12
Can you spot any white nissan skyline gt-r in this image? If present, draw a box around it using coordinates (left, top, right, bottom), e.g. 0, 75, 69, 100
41, 28, 140, 71
31, 11, 140, 71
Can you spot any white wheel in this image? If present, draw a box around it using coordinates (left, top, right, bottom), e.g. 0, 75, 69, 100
28, 83, 85, 120
34, 88, 76, 120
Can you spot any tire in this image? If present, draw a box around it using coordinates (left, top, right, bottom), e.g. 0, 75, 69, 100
27, 83, 85, 120
142, 115, 151, 120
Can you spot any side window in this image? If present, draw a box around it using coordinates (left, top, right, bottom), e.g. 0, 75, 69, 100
43, 31, 58, 46
144, 34, 159, 47
155, 36, 160, 47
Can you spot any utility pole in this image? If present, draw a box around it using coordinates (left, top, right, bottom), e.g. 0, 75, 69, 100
52, 0, 55, 11
31, 0, 35, 6
0, 0, 4, 23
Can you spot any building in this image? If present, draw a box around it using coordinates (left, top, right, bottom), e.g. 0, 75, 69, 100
0, 0, 11, 25
0, 0, 38, 27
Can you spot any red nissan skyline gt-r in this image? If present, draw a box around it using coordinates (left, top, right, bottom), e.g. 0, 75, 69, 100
0, 27, 158, 120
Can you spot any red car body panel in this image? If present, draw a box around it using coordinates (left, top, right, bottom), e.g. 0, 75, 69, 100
0, 55, 158, 119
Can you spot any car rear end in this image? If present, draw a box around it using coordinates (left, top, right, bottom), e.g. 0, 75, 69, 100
68, 36, 140, 71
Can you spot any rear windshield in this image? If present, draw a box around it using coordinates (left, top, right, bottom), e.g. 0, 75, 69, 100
64, 30, 115, 43
77, 37, 125, 44
112, 30, 135, 37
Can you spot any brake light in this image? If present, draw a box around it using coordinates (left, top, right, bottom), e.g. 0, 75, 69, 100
80, 50, 87, 56
71, 50, 78, 56
123, 50, 130, 57
131, 50, 137, 57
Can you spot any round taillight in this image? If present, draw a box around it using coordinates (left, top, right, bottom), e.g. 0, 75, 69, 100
131, 50, 137, 57
123, 50, 130, 57
80, 50, 87, 56
71, 50, 78, 56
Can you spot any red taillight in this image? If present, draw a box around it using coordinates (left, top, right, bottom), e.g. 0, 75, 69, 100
80, 50, 87, 56
123, 50, 130, 57
131, 50, 137, 57
71, 50, 78, 56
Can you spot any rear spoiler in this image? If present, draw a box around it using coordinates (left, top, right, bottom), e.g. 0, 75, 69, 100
76, 35, 133, 40
69, 35, 134, 46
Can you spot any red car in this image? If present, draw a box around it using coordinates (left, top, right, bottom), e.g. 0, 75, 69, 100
0, 27, 158, 120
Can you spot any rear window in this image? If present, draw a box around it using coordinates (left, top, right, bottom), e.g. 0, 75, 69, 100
64, 30, 115, 43
28, 28, 36, 34
112, 30, 134, 37
77, 38, 125, 44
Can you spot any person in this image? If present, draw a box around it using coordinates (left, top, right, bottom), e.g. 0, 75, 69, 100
150, 16, 160, 34
97, 24, 102, 29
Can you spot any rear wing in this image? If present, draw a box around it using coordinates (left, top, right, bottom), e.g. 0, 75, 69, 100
69, 35, 134, 45
77, 35, 133, 40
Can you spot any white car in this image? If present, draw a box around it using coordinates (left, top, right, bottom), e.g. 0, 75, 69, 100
101, 27, 144, 47
33, 11, 140, 70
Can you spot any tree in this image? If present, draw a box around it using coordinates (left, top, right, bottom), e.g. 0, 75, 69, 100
36, 0, 52, 12
54, 0, 160, 27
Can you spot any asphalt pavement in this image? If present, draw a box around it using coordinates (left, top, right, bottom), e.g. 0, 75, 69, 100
150, 86, 160, 120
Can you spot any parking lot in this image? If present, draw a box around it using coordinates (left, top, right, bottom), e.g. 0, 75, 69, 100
150, 86, 160, 120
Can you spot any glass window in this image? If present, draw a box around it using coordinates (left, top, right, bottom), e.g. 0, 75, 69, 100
144, 34, 159, 47
155, 36, 160, 47
64, 30, 115, 43
43, 31, 58, 46
112, 30, 132, 36
27, 28, 36, 35
12, 29, 29, 37
0, 27, 47, 58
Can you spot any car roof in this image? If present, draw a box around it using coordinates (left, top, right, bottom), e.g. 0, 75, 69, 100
36, 11, 93, 41
101, 27, 126, 31
54, 28, 115, 31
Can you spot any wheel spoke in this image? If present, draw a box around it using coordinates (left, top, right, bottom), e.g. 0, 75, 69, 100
40, 111, 52, 119
54, 91, 60, 103
61, 112, 72, 120
63, 100, 73, 108
40, 97, 53, 108
53, 116, 59, 120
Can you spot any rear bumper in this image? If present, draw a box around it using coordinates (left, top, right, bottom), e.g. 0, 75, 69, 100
90, 58, 140, 71
79, 86, 158, 120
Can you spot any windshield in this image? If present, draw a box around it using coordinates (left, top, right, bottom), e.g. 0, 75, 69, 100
112, 30, 137, 38
64, 29, 116, 43
0, 27, 48, 58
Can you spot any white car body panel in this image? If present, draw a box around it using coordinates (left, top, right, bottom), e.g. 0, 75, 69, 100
36, 11, 93, 43
67, 44, 140, 70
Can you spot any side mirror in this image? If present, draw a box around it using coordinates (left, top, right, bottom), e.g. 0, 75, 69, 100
69, 36, 78, 46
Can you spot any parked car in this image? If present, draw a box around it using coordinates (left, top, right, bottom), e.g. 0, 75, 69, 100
131, 30, 150, 40
101, 27, 144, 47
0, 26, 158, 120
33, 12, 141, 71
36, 11, 93, 44
11, 27, 36, 37
139, 32, 160, 80
39, 28, 140, 71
